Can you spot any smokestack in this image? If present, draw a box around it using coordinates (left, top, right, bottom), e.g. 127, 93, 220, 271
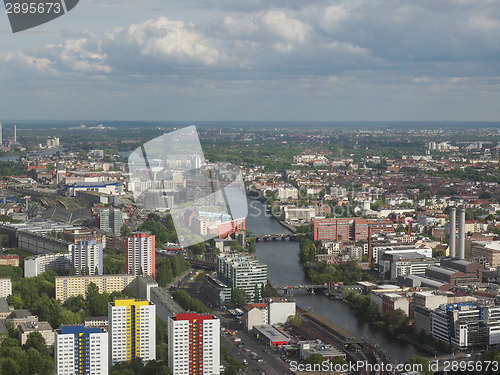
0, 123, 2, 145
449, 206, 456, 258
14, 125, 17, 143
458, 206, 466, 260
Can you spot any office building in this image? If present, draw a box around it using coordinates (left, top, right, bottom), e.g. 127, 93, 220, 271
313, 218, 394, 242
55, 326, 108, 375
126, 233, 155, 279
71, 240, 103, 276
429, 303, 500, 348
217, 253, 267, 300
55, 275, 136, 303
472, 241, 500, 268
168, 313, 220, 375
99, 209, 124, 234
108, 299, 155, 365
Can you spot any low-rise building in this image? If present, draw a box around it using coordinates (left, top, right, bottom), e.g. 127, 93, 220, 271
268, 299, 296, 325
253, 325, 289, 347
244, 304, 268, 331
201, 274, 232, 308
84, 316, 108, 328
18, 321, 54, 347
299, 339, 346, 360
0, 254, 19, 267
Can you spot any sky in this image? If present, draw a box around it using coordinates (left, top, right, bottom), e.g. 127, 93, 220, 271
0, 0, 499, 122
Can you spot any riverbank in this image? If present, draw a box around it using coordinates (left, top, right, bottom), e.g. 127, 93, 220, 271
343, 297, 436, 356
268, 206, 297, 233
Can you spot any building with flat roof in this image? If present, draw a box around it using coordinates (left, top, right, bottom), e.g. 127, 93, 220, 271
55, 274, 136, 303
0, 278, 12, 298
253, 325, 289, 347
108, 299, 155, 365
472, 241, 500, 268
24, 253, 72, 278
71, 240, 103, 276
55, 326, 108, 375
217, 253, 267, 300
126, 232, 155, 279
99, 209, 123, 234
201, 274, 232, 307
0, 254, 19, 267
299, 339, 346, 360
167, 313, 220, 375
18, 321, 54, 347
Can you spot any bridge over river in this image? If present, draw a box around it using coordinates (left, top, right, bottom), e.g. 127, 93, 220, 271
251, 233, 308, 241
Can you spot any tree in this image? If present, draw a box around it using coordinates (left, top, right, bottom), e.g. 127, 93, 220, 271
253, 285, 260, 303
230, 288, 249, 309
383, 308, 409, 334
247, 238, 256, 254
286, 315, 302, 328
86, 282, 109, 316
120, 224, 131, 237
23, 331, 48, 356
304, 353, 326, 365
0, 234, 10, 247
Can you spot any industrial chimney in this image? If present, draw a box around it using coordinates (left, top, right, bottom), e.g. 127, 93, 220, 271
458, 206, 466, 260
449, 206, 456, 258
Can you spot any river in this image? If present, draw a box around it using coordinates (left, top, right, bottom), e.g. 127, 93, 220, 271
246, 199, 425, 362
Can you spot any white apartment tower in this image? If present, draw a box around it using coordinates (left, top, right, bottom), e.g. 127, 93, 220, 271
126, 232, 156, 279
0, 278, 12, 298
55, 326, 108, 375
168, 313, 220, 375
71, 240, 103, 275
108, 299, 156, 365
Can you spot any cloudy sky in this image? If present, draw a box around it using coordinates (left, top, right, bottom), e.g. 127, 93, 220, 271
0, 0, 499, 122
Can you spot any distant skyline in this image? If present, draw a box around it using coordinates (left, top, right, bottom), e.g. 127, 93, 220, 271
1, 0, 499, 122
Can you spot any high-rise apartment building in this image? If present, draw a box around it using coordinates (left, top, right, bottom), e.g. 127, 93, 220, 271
126, 233, 155, 279
167, 313, 220, 375
108, 299, 156, 365
71, 240, 103, 275
100, 209, 124, 234
55, 326, 108, 375
0, 278, 12, 298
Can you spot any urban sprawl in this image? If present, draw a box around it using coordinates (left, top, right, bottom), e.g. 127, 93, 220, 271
0, 123, 499, 374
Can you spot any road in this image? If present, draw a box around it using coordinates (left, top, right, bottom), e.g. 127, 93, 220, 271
215, 311, 294, 375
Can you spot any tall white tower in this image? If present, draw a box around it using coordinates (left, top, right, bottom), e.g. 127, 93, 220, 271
14, 125, 17, 143
0, 122, 3, 145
